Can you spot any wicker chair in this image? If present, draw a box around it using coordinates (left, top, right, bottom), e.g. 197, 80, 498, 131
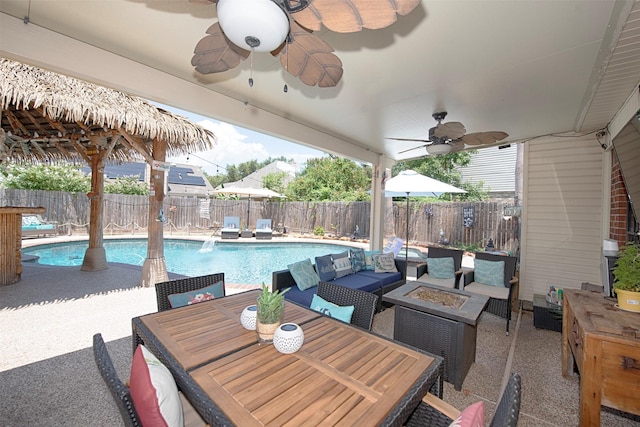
406, 372, 522, 427
415, 247, 464, 289
92, 333, 141, 427
463, 252, 518, 334
317, 281, 379, 330
155, 273, 225, 312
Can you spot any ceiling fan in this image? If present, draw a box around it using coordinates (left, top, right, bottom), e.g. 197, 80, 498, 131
190, 0, 420, 87
389, 112, 509, 156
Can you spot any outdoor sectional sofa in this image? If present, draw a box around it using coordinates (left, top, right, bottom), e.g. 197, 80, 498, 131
272, 249, 407, 312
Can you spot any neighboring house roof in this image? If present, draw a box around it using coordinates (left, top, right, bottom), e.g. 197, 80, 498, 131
460, 145, 517, 196
222, 160, 296, 189
82, 162, 214, 197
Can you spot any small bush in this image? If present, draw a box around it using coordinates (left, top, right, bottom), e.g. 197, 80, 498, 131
313, 226, 325, 236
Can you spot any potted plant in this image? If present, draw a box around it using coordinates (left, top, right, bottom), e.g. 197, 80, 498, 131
256, 283, 289, 342
612, 242, 640, 312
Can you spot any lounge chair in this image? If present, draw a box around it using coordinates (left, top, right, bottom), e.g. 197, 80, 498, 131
415, 247, 464, 289
21, 214, 57, 238
255, 218, 272, 240
220, 216, 240, 239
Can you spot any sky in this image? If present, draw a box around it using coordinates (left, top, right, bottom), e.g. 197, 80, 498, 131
156, 103, 326, 175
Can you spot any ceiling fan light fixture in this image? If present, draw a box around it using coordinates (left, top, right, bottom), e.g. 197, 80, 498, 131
426, 144, 453, 155
217, 0, 289, 53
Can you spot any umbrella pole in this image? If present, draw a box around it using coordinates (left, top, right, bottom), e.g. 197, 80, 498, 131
405, 192, 409, 278
246, 197, 251, 230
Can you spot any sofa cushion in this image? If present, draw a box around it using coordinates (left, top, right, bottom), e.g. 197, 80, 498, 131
167, 282, 224, 308
363, 250, 381, 271
288, 258, 320, 291
427, 257, 455, 279
357, 269, 403, 287
349, 248, 366, 272
130, 344, 183, 427
332, 252, 353, 278
332, 273, 382, 293
310, 294, 355, 324
373, 253, 398, 273
282, 285, 317, 308
474, 259, 505, 287
315, 255, 336, 282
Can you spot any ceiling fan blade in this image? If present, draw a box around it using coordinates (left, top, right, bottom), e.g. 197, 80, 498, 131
191, 23, 250, 74
279, 22, 343, 87
433, 121, 466, 139
462, 131, 509, 146
188, 0, 217, 4
449, 140, 465, 153
398, 144, 429, 154
387, 137, 431, 143
292, 0, 420, 33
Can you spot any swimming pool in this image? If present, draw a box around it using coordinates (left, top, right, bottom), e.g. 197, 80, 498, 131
22, 239, 355, 285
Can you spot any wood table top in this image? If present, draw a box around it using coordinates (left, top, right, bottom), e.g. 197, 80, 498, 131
135, 290, 322, 370
190, 316, 438, 426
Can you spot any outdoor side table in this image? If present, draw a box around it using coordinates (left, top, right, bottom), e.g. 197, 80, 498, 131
533, 293, 563, 332
383, 281, 489, 391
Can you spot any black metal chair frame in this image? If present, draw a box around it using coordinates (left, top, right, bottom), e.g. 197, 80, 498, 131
406, 372, 522, 427
93, 333, 142, 427
155, 273, 225, 312
463, 252, 518, 334
317, 281, 379, 330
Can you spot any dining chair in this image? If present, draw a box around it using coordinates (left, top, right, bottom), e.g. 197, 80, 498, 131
316, 281, 379, 330
155, 273, 225, 312
93, 333, 142, 427
406, 372, 522, 427
462, 252, 518, 334
415, 247, 464, 289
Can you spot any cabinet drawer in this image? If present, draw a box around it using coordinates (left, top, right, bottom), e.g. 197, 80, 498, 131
601, 341, 640, 415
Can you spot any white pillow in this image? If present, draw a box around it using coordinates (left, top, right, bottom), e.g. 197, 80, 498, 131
333, 254, 353, 278
129, 345, 183, 427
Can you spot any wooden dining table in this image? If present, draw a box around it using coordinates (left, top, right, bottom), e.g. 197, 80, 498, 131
132, 290, 443, 426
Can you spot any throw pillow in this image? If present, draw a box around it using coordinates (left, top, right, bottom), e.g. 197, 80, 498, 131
130, 345, 183, 427
373, 253, 398, 273
167, 281, 224, 308
363, 250, 381, 271
350, 248, 366, 272
427, 257, 455, 279
332, 251, 352, 278
310, 294, 355, 324
474, 259, 505, 287
288, 258, 320, 291
315, 255, 337, 282
448, 401, 485, 427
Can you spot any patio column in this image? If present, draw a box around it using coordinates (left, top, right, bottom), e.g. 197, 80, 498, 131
81, 150, 108, 271
369, 158, 388, 251
141, 138, 169, 287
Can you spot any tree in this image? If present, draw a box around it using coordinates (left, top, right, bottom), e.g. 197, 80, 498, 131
0, 163, 90, 192
392, 151, 489, 201
286, 156, 371, 201
262, 171, 288, 195
104, 176, 149, 195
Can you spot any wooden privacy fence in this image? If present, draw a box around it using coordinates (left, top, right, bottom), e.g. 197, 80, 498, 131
0, 189, 519, 252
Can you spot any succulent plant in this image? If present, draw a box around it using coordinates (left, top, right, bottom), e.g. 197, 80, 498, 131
256, 283, 289, 324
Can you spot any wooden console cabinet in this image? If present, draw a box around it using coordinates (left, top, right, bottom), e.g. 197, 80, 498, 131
562, 289, 640, 426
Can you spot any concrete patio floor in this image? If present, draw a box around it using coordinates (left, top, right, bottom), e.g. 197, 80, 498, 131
1, 246, 639, 425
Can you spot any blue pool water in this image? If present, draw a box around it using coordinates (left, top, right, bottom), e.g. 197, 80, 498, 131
22, 239, 354, 285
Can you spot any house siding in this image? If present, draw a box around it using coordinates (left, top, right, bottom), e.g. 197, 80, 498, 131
460, 145, 516, 196
519, 135, 605, 301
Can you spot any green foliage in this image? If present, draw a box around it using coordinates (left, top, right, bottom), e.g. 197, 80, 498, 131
285, 156, 372, 201
0, 163, 90, 192
613, 242, 640, 292
455, 241, 484, 253
262, 171, 288, 195
313, 226, 325, 236
256, 283, 289, 324
392, 151, 489, 201
104, 176, 149, 195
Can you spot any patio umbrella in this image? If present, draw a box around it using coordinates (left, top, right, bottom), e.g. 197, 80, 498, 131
384, 170, 466, 272
213, 186, 285, 229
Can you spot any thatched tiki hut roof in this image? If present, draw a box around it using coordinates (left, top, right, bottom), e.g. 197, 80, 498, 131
0, 58, 216, 286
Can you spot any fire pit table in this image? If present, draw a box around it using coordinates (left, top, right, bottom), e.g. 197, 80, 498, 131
383, 281, 489, 390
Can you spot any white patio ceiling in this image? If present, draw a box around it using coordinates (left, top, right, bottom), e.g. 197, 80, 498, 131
1, 1, 640, 165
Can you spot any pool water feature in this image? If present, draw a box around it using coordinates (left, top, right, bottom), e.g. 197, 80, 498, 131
22, 239, 355, 285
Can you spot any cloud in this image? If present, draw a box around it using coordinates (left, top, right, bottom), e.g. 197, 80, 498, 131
168, 121, 270, 174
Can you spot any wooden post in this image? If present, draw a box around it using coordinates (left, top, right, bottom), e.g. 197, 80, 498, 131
81, 153, 108, 271
141, 139, 169, 287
